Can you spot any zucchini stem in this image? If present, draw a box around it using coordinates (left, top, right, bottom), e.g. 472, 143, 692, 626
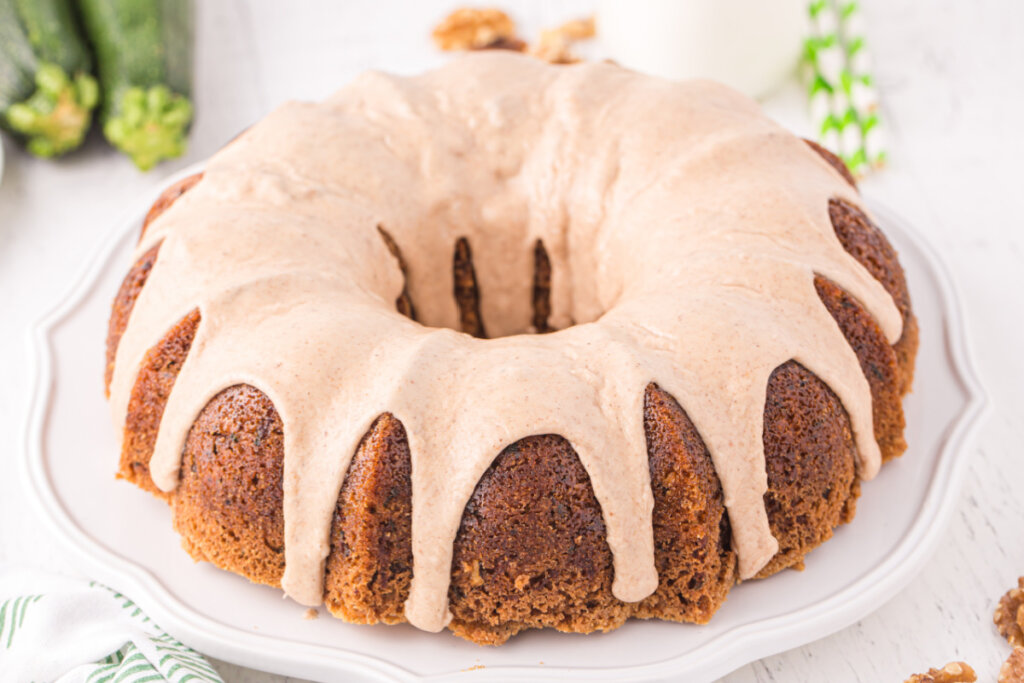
5, 63, 99, 158
104, 85, 193, 171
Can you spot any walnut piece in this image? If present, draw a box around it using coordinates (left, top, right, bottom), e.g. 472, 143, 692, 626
431, 9, 595, 64
528, 29, 576, 64
555, 17, 596, 41
904, 661, 977, 683
432, 8, 518, 51
1001, 648, 1024, 683
996, 577, 1024, 647
528, 17, 595, 65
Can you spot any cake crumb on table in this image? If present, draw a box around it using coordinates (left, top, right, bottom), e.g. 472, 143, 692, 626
303, 608, 318, 620
903, 661, 977, 683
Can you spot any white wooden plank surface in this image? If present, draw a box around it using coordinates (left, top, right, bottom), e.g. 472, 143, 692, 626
1, 1, 1021, 680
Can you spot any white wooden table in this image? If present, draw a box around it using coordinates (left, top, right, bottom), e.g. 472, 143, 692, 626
1, 1, 1021, 680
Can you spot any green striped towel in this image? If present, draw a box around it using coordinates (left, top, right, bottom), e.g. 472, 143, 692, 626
0, 566, 222, 682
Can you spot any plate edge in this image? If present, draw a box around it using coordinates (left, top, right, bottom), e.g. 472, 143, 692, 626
18, 191, 990, 683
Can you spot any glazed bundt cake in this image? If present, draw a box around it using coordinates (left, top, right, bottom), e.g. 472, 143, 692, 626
105, 52, 918, 644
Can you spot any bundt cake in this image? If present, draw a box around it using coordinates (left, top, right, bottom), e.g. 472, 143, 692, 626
105, 52, 918, 644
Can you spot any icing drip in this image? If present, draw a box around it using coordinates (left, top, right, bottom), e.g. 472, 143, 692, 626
108, 53, 903, 633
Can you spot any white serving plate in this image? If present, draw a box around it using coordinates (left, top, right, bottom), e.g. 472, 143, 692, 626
22, 170, 987, 683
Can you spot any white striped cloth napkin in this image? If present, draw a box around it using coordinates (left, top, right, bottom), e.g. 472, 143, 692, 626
0, 566, 223, 683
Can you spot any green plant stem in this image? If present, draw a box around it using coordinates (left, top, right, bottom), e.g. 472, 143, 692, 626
103, 85, 193, 171
5, 62, 98, 158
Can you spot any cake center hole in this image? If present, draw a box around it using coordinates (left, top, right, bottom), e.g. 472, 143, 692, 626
452, 237, 554, 338
378, 227, 554, 338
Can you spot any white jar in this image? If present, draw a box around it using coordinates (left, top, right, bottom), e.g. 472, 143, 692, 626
597, 0, 808, 98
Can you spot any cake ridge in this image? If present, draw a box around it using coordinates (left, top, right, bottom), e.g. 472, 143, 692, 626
107, 52, 904, 634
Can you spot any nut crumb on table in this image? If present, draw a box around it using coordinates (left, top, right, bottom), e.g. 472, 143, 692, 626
904, 661, 977, 683
528, 17, 595, 64
996, 577, 1024, 647
432, 7, 594, 64
1001, 648, 1024, 683
431, 8, 517, 51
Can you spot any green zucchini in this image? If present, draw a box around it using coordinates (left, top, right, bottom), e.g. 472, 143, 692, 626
0, 0, 99, 157
78, 0, 194, 170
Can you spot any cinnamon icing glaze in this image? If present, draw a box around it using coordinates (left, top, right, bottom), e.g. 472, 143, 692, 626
108, 53, 903, 633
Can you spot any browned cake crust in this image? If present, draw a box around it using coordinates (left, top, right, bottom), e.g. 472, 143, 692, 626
105, 143, 918, 645
805, 139, 858, 189
453, 237, 486, 337
376, 226, 416, 321
141, 173, 203, 236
